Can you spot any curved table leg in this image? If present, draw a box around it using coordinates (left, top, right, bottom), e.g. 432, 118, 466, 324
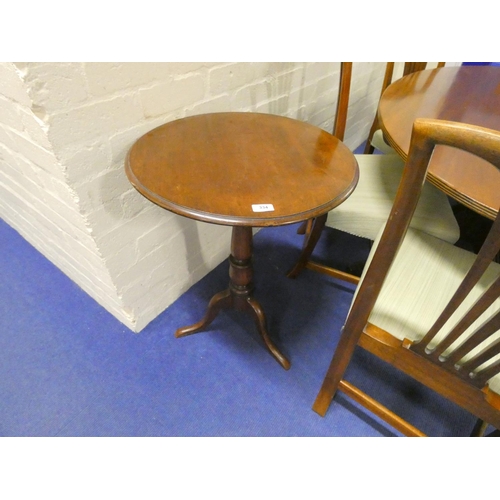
287, 213, 327, 279
246, 297, 291, 370
175, 289, 232, 337
175, 225, 290, 369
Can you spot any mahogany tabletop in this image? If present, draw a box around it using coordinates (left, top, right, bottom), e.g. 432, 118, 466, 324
378, 65, 500, 220
125, 112, 359, 227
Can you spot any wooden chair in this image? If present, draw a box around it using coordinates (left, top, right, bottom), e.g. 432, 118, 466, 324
364, 62, 446, 154
288, 62, 460, 281
312, 118, 500, 436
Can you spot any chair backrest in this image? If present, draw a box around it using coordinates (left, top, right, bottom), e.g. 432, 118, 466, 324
360, 62, 445, 153
332, 62, 352, 141
349, 118, 500, 398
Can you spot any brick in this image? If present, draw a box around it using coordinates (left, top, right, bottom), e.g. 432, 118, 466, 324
118, 274, 169, 307
35, 201, 89, 243
38, 186, 82, 226
209, 63, 262, 95
0, 62, 31, 105
119, 188, 152, 220
47, 94, 144, 149
21, 164, 76, 209
187, 95, 232, 115
19, 107, 52, 150
0, 125, 20, 155
136, 220, 177, 257
140, 75, 206, 117
303, 62, 339, 84
104, 239, 139, 277
21, 63, 88, 113
314, 74, 338, 97
120, 278, 181, 332
113, 218, 229, 294
232, 81, 271, 110
0, 159, 46, 202
5, 127, 62, 176
265, 62, 302, 77
83, 197, 127, 238
163, 62, 216, 75
0, 202, 82, 269
255, 95, 293, 116
85, 63, 203, 97
113, 244, 179, 291
90, 202, 170, 252
109, 117, 169, 167
60, 141, 112, 186
85, 63, 164, 96
76, 167, 134, 212
0, 143, 40, 180
0, 95, 24, 129
55, 234, 107, 275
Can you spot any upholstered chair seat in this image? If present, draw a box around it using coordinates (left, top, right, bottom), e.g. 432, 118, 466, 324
370, 129, 397, 155
357, 227, 500, 395
327, 154, 460, 244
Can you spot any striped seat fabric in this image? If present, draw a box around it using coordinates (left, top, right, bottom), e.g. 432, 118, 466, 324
360, 227, 500, 395
369, 129, 396, 155
327, 154, 460, 243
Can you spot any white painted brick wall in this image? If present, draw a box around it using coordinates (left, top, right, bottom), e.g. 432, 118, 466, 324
1, 61, 414, 333
0, 62, 133, 326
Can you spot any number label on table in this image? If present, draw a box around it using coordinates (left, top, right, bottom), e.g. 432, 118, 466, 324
252, 204, 275, 213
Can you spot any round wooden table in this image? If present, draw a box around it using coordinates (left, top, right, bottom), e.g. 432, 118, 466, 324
378, 65, 500, 220
125, 112, 359, 369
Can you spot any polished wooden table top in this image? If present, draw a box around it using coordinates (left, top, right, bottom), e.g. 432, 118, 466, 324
378, 65, 500, 220
126, 112, 358, 226
126, 112, 359, 370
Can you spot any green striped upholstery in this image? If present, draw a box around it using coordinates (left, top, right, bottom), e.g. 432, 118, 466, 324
327, 154, 460, 244
371, 129, 397, 155
356, 227, 500, 395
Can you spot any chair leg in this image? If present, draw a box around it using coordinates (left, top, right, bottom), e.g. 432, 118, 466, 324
312, 322, 363, 416
470, 419, 500, 437
363, 114, 379, 154
296, 219, 312, 235
363, 142, 375, 154
287, 214, 327, 279
470, 418, 489, 437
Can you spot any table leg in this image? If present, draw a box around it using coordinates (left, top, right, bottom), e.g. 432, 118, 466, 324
175, 226, 291, 370
287, 213, 327, 278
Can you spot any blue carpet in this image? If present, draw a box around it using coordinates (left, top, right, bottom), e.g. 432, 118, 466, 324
0, 217, 479, 436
